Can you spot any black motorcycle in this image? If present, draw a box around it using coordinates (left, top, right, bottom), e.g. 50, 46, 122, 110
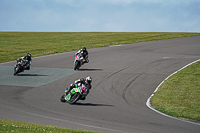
14, 59, 30, 76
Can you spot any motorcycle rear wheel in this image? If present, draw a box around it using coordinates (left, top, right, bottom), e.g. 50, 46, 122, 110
68, 92, 81, 104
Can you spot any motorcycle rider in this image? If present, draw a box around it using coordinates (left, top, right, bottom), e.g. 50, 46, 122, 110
75, 47, 89, 65
17, 53, 32, 70
66, 76, 92, 100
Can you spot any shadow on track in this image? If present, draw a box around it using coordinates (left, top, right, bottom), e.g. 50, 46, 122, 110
77, 68, 103, 71
16, 74, 48, 76
74, 102, 114, 107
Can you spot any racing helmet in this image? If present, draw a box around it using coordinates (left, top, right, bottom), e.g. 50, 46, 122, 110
27, 53, 31, 57
82, 47, 87, 52
26, 53, 31, 60
85, 76, 92, 84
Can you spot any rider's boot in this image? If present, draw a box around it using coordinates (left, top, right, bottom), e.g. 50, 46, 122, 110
25, 65, 30, 70
82, 58, 89, 65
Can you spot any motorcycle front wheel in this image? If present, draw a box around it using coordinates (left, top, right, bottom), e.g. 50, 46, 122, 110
14, 66, 20, 76
60, 95, 67, 102
74, 61, 80, 70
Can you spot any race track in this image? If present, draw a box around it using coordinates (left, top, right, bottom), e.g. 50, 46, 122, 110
0, 36, 200, 133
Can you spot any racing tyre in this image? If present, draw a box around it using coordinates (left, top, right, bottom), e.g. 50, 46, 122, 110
74, 61, 80, 70
68, 93, 81, 104
60, 95, 66, 102
14, 67, 20, 76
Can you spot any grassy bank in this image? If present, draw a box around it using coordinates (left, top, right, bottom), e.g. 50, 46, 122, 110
0, 32, 200, 63
151, 61, 200, 122
0, 119, 98, 133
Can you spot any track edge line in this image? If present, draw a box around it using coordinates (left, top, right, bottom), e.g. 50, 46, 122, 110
146, 59, 200, 126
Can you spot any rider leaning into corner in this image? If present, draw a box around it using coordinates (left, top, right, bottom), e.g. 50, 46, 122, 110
75, 47, 89, 65
66, 76, 92, 100
17, 53, 32, 71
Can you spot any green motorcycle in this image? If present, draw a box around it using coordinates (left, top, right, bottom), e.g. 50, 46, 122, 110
60, 84, 88, 104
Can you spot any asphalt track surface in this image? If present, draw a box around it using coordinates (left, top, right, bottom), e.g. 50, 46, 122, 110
0, 36, 200, 133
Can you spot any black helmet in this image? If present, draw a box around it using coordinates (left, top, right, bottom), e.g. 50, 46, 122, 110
82, 47, 87, 52
27, 53, 31, 58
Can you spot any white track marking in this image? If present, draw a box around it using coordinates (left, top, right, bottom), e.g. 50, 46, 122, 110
146, 59, 200, 126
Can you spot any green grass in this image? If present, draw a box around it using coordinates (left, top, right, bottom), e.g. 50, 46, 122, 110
0, 119, 99, 133
151, 61, 200, 122
1, 32, 200, 63
1, 32, 200, 132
